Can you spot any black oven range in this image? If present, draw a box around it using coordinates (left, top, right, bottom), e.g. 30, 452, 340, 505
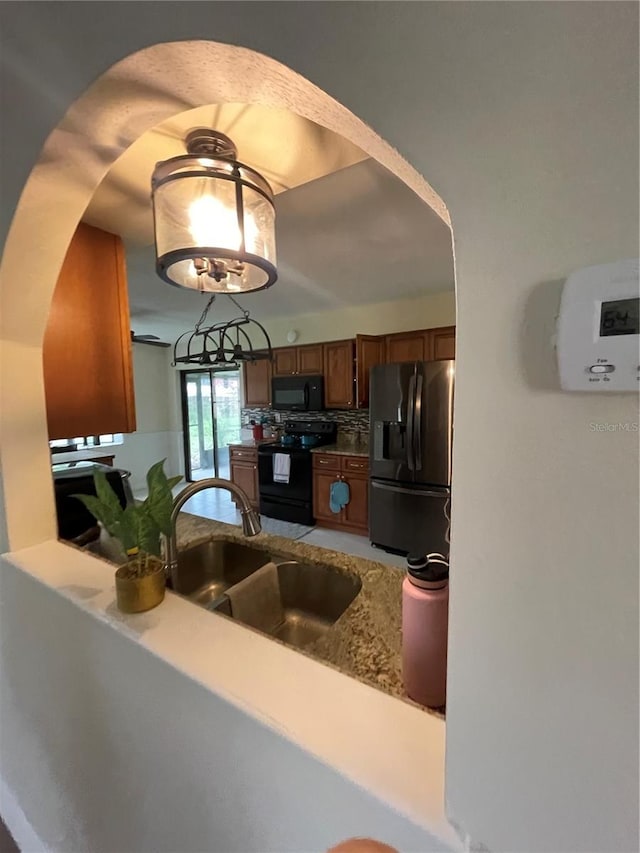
257, 420, 337, 525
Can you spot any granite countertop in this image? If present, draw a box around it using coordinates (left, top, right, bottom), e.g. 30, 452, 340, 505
228, 439, 276, 449
310, 439, 370, 458
175, 513, 442, 718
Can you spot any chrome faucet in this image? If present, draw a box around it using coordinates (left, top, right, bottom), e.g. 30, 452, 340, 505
164, 478, 262, 585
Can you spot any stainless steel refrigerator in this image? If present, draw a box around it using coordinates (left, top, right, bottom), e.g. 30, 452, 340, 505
369, 360, 454, 556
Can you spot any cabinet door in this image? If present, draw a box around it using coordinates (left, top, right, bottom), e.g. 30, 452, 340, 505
430, 326, 456, 361
355, 334, 384, 408
243, 357, 272, 407
342, 474, 369, 532
43, 222, 136, 440
230, 460, 258, 506
323, 340, 355, 408
297, 344, 323, 375
385, 331, 428, 364
313, 470, 342, 523
273, 348, 298, 375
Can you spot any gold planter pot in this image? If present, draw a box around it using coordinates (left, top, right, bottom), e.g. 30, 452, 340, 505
115, 560, 166, 613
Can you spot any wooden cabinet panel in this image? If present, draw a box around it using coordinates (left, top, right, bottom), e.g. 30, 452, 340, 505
430, 326, 456, 361
342, 473, 369, 532
297, 344, 323, 375
356, 334, 384, 409
243, 357, 271, 407
312, 454, 369, 534
229, 459, 258, 507
323, 340, 355, 409
43, 222, 136, 441
312, 453, 341, 472
312, 470, 341, 524
385, 331, 428, 364
273, 348, 297, 375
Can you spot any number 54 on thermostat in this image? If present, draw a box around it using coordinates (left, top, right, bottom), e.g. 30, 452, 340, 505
557, 258, 639, 391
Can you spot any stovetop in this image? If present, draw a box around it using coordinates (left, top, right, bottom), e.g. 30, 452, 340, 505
263, 419, 337, 451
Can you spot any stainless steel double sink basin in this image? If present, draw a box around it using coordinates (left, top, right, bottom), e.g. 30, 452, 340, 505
170, 538, 362, 650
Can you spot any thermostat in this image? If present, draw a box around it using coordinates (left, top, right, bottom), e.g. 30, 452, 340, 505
557, 259, 639, 391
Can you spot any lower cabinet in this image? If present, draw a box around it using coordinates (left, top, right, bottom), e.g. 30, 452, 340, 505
312, 453, 369, 534
229, 446, 259, 508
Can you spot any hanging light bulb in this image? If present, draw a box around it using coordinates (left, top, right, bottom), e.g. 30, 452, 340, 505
151, 129, 277, 293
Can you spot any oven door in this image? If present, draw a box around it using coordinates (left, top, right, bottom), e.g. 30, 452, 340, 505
258, 447, 312, 502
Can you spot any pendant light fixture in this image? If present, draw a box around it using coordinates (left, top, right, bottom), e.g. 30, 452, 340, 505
151, 129, 277, 293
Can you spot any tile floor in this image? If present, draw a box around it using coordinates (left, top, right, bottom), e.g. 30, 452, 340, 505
136, 484, 407, 568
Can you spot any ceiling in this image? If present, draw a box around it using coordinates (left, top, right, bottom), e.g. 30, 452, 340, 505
83, 103, 454, 342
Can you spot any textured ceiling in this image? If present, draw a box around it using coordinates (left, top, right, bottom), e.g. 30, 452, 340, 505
83, 103, 454, 342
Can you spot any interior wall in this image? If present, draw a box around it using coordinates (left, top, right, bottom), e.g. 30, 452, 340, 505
0, 4, 638, 853
261, 290, 455, 347
111, 343, 181, 491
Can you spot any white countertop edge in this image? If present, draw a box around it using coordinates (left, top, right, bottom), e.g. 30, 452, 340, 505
2, 538, 461, 851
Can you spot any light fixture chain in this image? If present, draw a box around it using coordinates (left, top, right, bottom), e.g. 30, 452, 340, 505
227, 294, 250, 319
195, 294, 216, 332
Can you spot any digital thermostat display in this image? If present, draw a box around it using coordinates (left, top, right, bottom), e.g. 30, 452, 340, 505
599, 297, 639, 337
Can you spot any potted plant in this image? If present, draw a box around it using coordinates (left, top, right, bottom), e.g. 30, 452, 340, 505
74, 460, 182, 613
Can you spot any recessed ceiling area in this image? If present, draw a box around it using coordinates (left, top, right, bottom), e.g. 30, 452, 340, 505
83, 103, 454, 342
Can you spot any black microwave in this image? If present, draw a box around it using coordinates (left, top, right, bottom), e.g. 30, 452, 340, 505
271, 375, 324, 411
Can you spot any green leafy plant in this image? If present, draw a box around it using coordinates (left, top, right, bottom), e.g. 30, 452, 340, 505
73, 460, 182, 577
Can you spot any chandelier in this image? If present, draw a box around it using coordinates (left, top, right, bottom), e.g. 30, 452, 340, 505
152, 129, 277, 293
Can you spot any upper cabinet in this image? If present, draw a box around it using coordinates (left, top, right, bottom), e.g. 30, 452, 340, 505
273, 344, 323, 376
43, 222, 136, 441
429, 325, 456, 361
324, 339, 355, 408
243, 355, 272, 407
384, 330, 429, 363
355, 334, 384, 409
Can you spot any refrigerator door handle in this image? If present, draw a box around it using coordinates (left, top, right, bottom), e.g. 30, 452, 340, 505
406, 372, 416, 471
413, 371, 424, 472
371, 480, 449, 499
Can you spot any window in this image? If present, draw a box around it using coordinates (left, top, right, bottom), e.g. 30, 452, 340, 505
49, 434, 124, 451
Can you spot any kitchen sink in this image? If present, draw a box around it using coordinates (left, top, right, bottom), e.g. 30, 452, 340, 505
171, 538, 273, 608
212, 559, 362, 649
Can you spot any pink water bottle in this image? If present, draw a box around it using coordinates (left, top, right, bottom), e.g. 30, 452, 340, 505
402, 554, 449, 709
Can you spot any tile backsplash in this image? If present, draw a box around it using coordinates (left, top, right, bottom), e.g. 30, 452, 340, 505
242, 407, 369, 438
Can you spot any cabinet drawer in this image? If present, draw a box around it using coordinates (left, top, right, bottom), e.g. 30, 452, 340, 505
230, 447, 258, 461
312, 454, 341, 471
342, 456, 369, 474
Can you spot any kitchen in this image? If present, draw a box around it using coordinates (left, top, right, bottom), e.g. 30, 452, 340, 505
45, 103, 456, 714
1, 7, 637, 853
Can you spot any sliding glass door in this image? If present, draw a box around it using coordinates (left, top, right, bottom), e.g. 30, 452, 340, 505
181, 369, 242, 481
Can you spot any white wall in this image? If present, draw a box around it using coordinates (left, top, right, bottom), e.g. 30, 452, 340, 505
0, 3, 638, 852
255, 290, 455, 348
112, 343, 182, 491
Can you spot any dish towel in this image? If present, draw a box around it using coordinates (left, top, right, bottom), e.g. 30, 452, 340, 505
273, 453, 291, 484
329, 479, 350, 514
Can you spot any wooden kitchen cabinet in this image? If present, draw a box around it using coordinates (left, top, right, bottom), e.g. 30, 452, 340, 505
323, 339, 355, 408
297, 344, 324, 374
355, 334, 384, 408
272, 344, 323, 376
273, 347, 298, 375
229, 445, 259, 508
429, 325, 456, 360
384, 330, 429, 364
243, 355, 272, 407
312, 453, 369, 534
43, 222, 136, 441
